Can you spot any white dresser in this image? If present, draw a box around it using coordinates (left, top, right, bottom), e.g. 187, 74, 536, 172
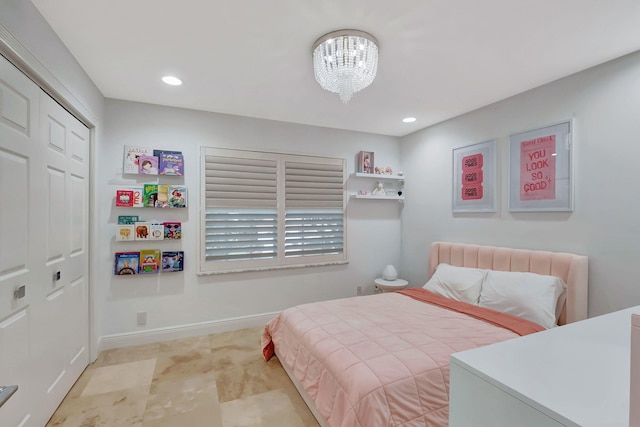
450, 306, 639, 427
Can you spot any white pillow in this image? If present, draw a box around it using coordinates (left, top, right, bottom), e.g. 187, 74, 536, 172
423, 263, 485, 304
478, 270, 567, 329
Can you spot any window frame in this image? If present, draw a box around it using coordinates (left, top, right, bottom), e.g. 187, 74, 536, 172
199, 147, 347, 275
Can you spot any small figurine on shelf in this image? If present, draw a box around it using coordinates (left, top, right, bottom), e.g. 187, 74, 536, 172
384, 166, 393, 175
374, 166, 382, 174
372, 182, 386, 196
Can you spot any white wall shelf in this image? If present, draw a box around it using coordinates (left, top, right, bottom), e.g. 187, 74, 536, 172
350, 172, 405, 201
351, 194, 405, 200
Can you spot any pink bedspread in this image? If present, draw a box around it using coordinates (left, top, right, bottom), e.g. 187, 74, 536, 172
262, 289, 543, 427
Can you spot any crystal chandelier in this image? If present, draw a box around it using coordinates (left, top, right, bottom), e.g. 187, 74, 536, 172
312, 30, 379, 104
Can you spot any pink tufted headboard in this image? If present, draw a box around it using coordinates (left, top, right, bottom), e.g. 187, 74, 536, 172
428, 242, 588, 325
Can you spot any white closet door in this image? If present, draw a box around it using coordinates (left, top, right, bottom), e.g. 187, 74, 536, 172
0, 55, 90, 427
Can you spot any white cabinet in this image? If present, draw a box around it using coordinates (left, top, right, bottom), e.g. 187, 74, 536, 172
450, 307, 638, 427
350, 173, 405, 200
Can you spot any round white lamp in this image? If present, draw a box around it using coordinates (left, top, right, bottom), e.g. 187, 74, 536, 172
382, 264, 398, 281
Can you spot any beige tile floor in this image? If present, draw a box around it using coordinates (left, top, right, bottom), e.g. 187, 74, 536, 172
46, 327, 320, 427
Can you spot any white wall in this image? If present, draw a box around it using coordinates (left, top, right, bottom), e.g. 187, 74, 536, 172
100, 99, 402, 338
400, 50, 640, 318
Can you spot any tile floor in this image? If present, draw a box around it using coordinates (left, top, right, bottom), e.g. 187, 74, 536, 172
46, 327, 320, 426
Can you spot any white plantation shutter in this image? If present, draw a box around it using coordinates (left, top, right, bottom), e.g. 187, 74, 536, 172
284, 161, 344, 258
200, 147, 346, 273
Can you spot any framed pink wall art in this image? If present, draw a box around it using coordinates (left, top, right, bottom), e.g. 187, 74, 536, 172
452, 140, 497, 213
508, 120, 573, 212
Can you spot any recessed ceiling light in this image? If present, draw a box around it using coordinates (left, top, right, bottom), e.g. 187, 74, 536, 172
162, 76, 182, 86
402, 117, 416, 123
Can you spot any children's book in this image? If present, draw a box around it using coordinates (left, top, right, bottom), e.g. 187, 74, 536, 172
162, 251, 184, 272
114, 252, 139, 275
168, 186, 187, 208
149, 222, 164, 240
156, 184, 170, 208
163, 221, 182, 239
157, 151, 184, 176
124, 186, 144, 207
116, 224, 135, 241
118, 215, 139, 224
143, 184, 158, 207
115, 189, 135, 207
134, 221, 151, 240
123, 146, 152, 174
139, 249, 161, 274
138, 155, 159, 175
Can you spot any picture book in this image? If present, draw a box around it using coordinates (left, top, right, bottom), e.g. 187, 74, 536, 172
116, 224, 135, 241
158, 152, 184, 176
163, 221, 182, 239
139, 249, 161, 274
134, 221, 151, 240
118, 215, 139, 224
149, 222, 164, 240
143, 184, 158, 207
162, 251, 184, 272
153, 149, 181, 157
138, 155, 159, 175
115, 189, 135, 207
156, 184, 170, 208
168, 186, 187, 208
123, 146, 152, 174
114, 252, 139, 275
124, 186, 144, 207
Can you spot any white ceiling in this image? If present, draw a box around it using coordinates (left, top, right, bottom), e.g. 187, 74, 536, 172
31, 0, 640, 137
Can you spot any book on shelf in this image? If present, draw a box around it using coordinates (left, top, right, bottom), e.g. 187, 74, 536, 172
154, 150, 184, 176
138, 155, 159, 175
168, 186, 187, 208
163, 221, 182, 239
162, 251, 184, 272
124, 186, 144, 207
114, 252, 139, 275
123, 146, 152, 174
115, 189, 135, 207
149, 222, 164, 240
156, 184, 170, 208
139, 249, 161, 274
134, 221, 151, 240
116, 224, 135, 241
118, 215, 139, 224
143, 184, 158, 207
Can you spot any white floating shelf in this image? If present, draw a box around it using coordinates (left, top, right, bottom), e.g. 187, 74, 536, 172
352, 173, 404, 181
351, 194, 405, 200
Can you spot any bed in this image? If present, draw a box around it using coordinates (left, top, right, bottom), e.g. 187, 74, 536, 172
262, 242, 589, 427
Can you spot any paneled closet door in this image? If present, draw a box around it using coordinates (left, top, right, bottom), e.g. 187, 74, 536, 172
0, 53, 42, 427
0, 55, 90, 427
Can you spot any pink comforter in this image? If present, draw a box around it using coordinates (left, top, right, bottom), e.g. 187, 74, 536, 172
262, 289, 543, 427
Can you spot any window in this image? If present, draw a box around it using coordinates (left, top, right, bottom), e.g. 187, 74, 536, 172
200, 147, 346, 274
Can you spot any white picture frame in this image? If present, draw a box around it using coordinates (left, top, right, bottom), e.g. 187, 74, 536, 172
508, 120, 573, 212
452, 140, 497, 213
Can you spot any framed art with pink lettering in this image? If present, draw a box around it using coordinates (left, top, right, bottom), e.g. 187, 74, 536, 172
452, 140, 497, 213
509, 120, 573, 212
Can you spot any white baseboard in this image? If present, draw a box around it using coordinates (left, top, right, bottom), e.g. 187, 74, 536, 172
97, 312, 279, 353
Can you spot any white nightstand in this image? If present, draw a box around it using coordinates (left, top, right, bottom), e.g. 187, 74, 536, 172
374, 278, 408, 293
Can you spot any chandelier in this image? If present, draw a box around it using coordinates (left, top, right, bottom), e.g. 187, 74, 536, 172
312, 30, 379, 104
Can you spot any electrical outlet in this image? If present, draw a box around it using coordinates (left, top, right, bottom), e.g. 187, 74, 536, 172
356, 286, 363, 296
137, 311, 147, 326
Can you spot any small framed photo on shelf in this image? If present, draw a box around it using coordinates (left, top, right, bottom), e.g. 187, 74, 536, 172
357, 151, 375, 174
